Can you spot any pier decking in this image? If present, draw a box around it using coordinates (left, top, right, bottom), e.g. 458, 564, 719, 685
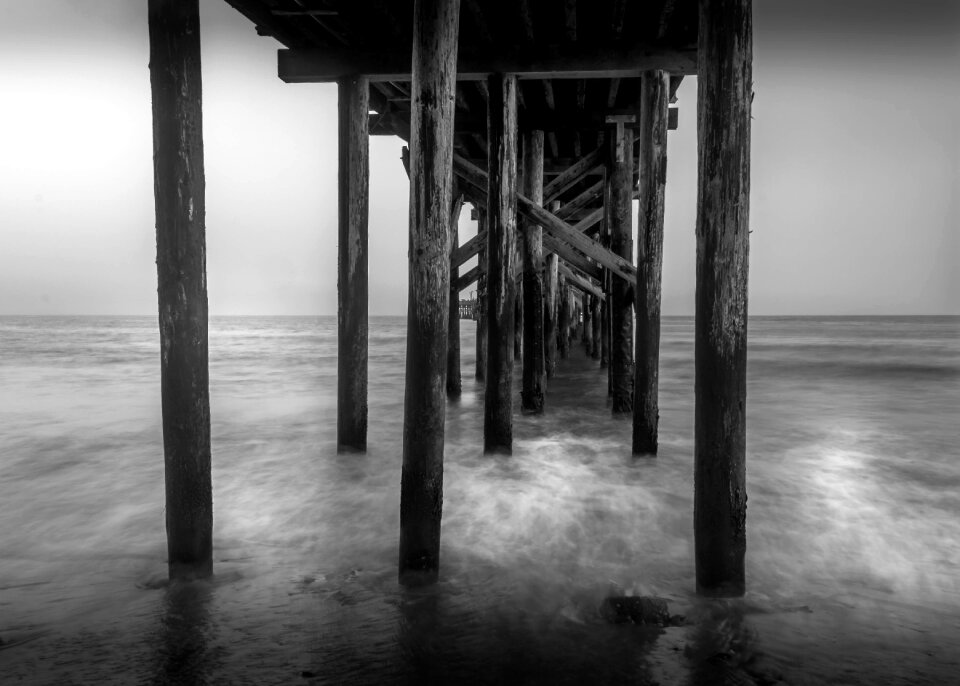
149, 0, 751, 597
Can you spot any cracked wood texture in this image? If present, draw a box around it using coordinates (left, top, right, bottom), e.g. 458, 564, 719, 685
521, 130, 545, 414
633, 70, 669, 455
399, 0, 460, 584
694, 0, 752, 598
338, 75, 369, 452
483, 73, 518, 453
608, 127, 635, 414
149, 0, 212, 580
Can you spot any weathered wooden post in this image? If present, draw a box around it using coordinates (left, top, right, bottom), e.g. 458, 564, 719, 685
633, 70, 670, 455
606, 115, 635, 414
149, 0, 212, 580
447, 190, 465, 398
694, 0, 752, 597
544, 202, 560, 378
399, 0, 460, 584
483, 72, 518, 453
475, 208, 488, 381
521, 130, 546, 413
337, 75, 370, 452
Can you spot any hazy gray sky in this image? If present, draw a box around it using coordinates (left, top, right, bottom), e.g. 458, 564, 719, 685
1, 0, 957, 315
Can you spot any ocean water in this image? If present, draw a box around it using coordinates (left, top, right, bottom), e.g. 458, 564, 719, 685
0, 315, 958, 685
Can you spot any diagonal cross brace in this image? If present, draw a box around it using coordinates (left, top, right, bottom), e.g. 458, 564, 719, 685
452, 154, 637, 284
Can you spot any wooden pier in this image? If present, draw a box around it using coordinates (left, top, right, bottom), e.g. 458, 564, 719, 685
149, 0, 752, 596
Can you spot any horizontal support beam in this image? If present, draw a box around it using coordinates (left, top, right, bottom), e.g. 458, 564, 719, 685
371, 107, 678, 136
279, 44, 697, 83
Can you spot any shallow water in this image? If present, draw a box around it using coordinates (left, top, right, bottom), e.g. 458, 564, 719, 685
1, 315, 958, 684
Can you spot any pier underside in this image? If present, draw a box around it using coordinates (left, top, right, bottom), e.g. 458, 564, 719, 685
149, 0, 751, 595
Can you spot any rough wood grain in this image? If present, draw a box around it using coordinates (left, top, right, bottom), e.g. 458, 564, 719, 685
399, 0, 461, 585
541, 234, 603, 282
149, 0, 212, 580
694, 0, 752, 598
338, 75, 370, 453
607, 125, 635, 414
633, 70, 669, 456
521, 130, 546, 414
483, 72, 518, 453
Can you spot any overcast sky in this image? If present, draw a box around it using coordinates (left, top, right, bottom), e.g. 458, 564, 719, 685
0, 0, 957, 316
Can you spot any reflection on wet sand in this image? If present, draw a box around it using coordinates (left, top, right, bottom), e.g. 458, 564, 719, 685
153, 580, 217, 685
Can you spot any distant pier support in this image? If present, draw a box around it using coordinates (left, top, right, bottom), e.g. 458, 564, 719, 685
633, 70, 669, 455
606, 115, 635, 414
399, 0, 460, 584
581, 292, 591, 351
558, 276, 570, 359
520, 130, 545, 414
483, 72, 518, 453
590, 293, 601, 360
148, 0, 212, 580
694, 0, 752, 597
447, 190, 464, 398
475, 208, 488, 381
337, 75, 370, 452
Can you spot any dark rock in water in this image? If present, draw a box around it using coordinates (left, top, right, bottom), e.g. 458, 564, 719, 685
600, 596, 683, 626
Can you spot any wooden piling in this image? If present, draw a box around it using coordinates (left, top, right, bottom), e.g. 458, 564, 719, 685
633, 70, 669, 456
599, 172, 612, 376
606, 119, 635, 414
475, 208, 488, 381
337, 75, 370, 452
148, 0, 212, 580
590, 294, 601, 359
483, 72, 518, 453
399, 0, 460, 584
544, 201, 560, 378
694, 0, 752, 597
447, 190, 465, 398
521, 130, 546, 413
